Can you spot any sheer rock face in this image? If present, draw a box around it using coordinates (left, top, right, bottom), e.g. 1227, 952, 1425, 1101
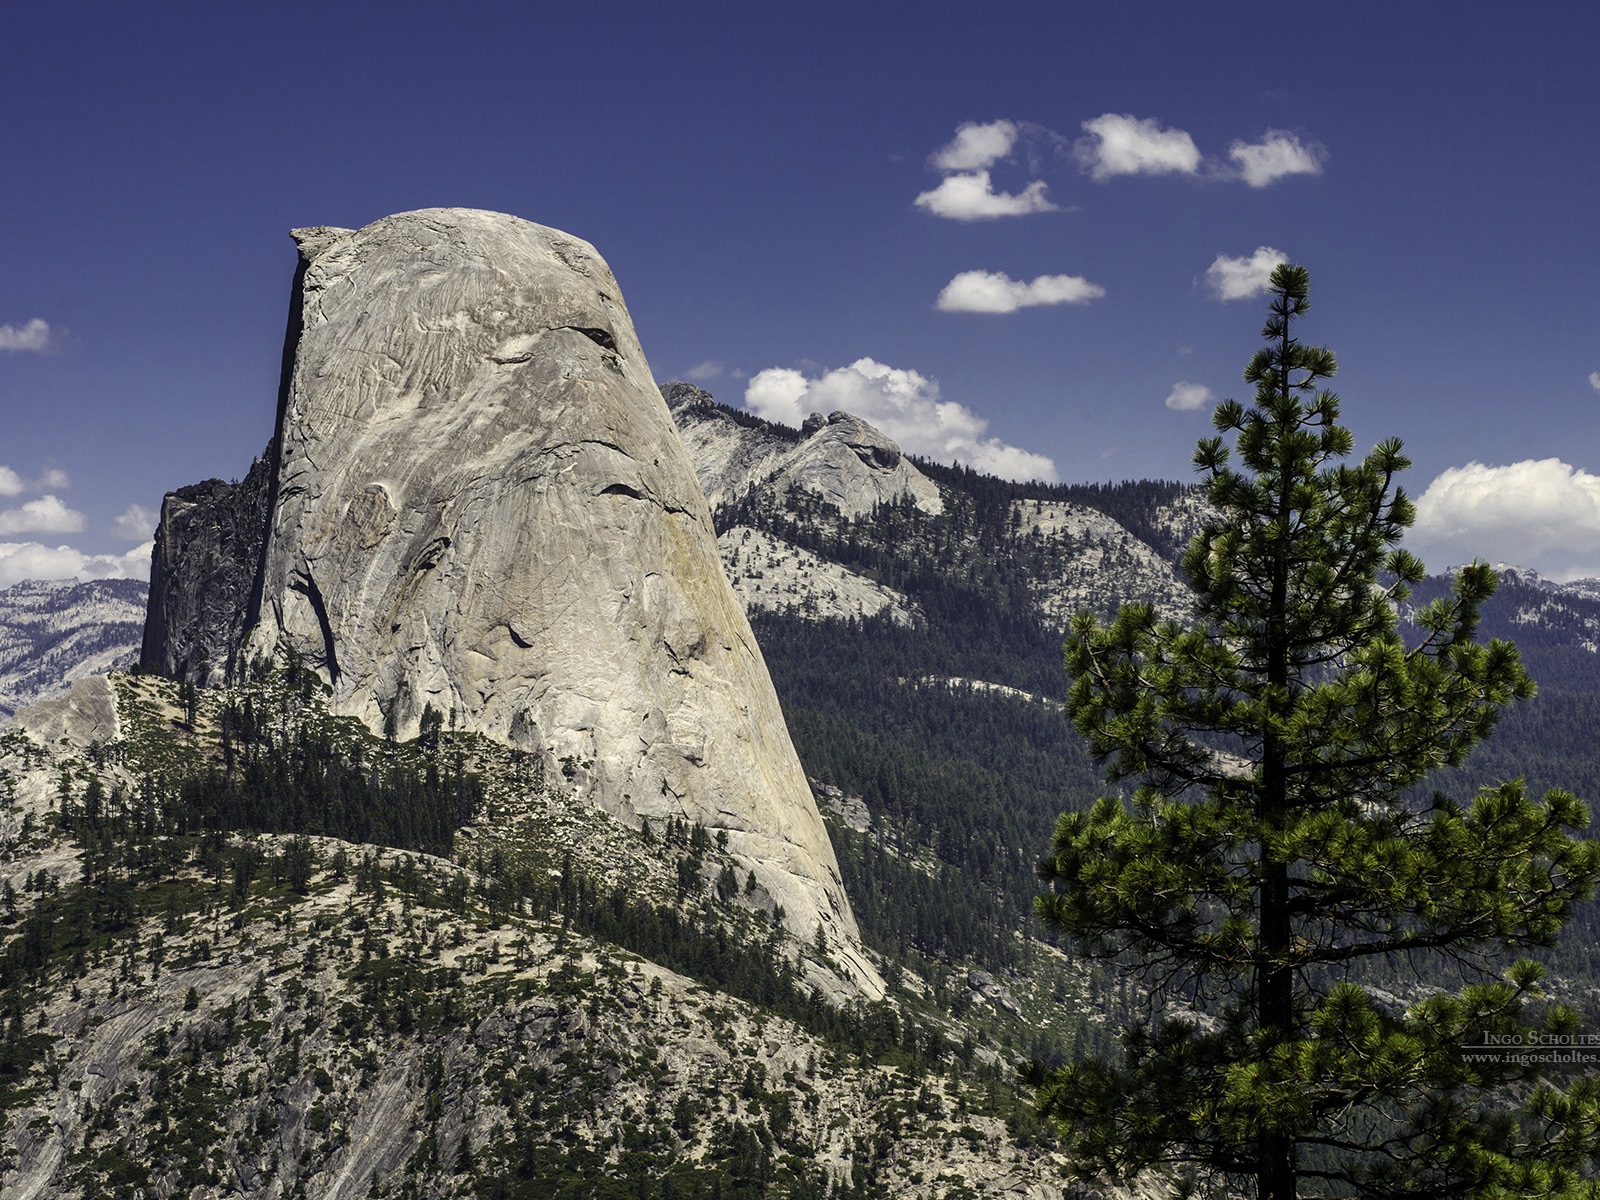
242, 210, 873, 989
140, 453, 273, 686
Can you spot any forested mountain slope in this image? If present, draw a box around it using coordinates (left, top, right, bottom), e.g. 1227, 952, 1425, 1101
662, 385, 1600, 1013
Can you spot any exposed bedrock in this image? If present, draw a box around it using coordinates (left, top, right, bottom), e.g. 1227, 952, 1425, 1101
140, 452, 274, 686
239, 209, 874, 990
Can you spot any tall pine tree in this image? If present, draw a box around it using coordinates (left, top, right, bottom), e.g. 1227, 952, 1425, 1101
1034, 265, 1600, 1199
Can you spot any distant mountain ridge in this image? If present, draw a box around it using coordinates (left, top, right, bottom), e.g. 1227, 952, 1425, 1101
0, 577, 146, 722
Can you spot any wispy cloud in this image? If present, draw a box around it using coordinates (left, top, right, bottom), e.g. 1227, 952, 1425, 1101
0, 467, 22, 497
1589, 371, 1600, 393
683, 360, 738, 383
744, 357, 1057, 482
1076, 114, 1201, 181
0, 541, 152, 589
111, 503, 157, 541
930, 120, 1018, 171
0, 318, 55, 353
1228, 131, 1325, 187
0, 495, 85, 536
936, 270, 1104, 313
914, 171, 1056, 220
1413, 458, 1600, 575
1165, 382, 1215, 412
1204, 246, 1290, 301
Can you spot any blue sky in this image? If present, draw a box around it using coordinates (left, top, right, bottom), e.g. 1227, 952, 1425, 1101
3, 1, 1598, 585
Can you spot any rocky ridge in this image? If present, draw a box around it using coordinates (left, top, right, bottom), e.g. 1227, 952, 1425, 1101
663, 384, 1193, 636
719, 526, 917, 626
0, 579, 146, 724
665, 383, 943, 520
0, 673, 1087, 1199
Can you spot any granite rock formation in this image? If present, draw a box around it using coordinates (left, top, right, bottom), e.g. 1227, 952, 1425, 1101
665, 383, 943, 519
143, 209, 871, 989
140, 452, 273, 686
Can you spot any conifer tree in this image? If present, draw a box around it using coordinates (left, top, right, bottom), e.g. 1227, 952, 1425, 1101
1034, 264, 1600, 1199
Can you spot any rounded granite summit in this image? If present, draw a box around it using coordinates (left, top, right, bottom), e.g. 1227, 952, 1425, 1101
240, 209, 877, 993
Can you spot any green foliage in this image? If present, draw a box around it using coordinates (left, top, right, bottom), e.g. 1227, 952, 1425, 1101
1033, 265, 1600, 1198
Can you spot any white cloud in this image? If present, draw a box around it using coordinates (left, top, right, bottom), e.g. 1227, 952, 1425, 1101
1076, 114, 1201, 181
37, 467, 70, 490
0, 495, 85, 535
1589, 371, 1600, 393
0, 467, 22, 497
1165, 382, 1215, 412
1204, 246, 1290, 301
914, 171, 1056, 220
0, 318, 54, 353
743, 357, 1058, 482
0, 541, 152, 589
1228, 131, 1325, 187
1412, 459, 1600, 572
111, 503, 157, 541
936, 270, 1105, 313
931, 120, 1018, 171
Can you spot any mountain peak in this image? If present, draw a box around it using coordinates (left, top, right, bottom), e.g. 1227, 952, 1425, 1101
663, 383, 942, 518
139, 210, 878, 994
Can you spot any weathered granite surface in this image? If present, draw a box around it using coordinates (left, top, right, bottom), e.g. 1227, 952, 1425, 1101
236, 209, 873, 990
11, 674, 121, 745
139, 451, 273, 685
665, 383, 943, 519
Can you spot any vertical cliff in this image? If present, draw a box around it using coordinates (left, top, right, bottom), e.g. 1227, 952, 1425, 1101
142, 209, 873, 990
139, 451, 273, 685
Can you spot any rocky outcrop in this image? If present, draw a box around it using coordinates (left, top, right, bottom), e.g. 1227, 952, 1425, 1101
719, 525, 917, 626
9, 674, 120, 745
666, 383, 943, 519
780, 411, 944, 518
217, 209, 872, 989
139, 451, 273, 685
1013, 498, 1193, 625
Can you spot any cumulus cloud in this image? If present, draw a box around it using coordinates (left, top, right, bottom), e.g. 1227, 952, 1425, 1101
931, 120, 1019, 171
1204, 246, 1290, 301
914, 171, 1056, 220
1228, 131, 1325, 187
1076, 114, 1201, 181
936, 270, 1105, 313
0, 541, 152, 590
0, 467, 22, 497
112, 503, 157, 541
1165, 382, 1215, 412
1589, 371, 1600, 393
37, 467, 70, 490
0, 318, 54, 353
743, 357, 1057, 482
1412, 459, 1600, 573
0, 495, 85, 535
